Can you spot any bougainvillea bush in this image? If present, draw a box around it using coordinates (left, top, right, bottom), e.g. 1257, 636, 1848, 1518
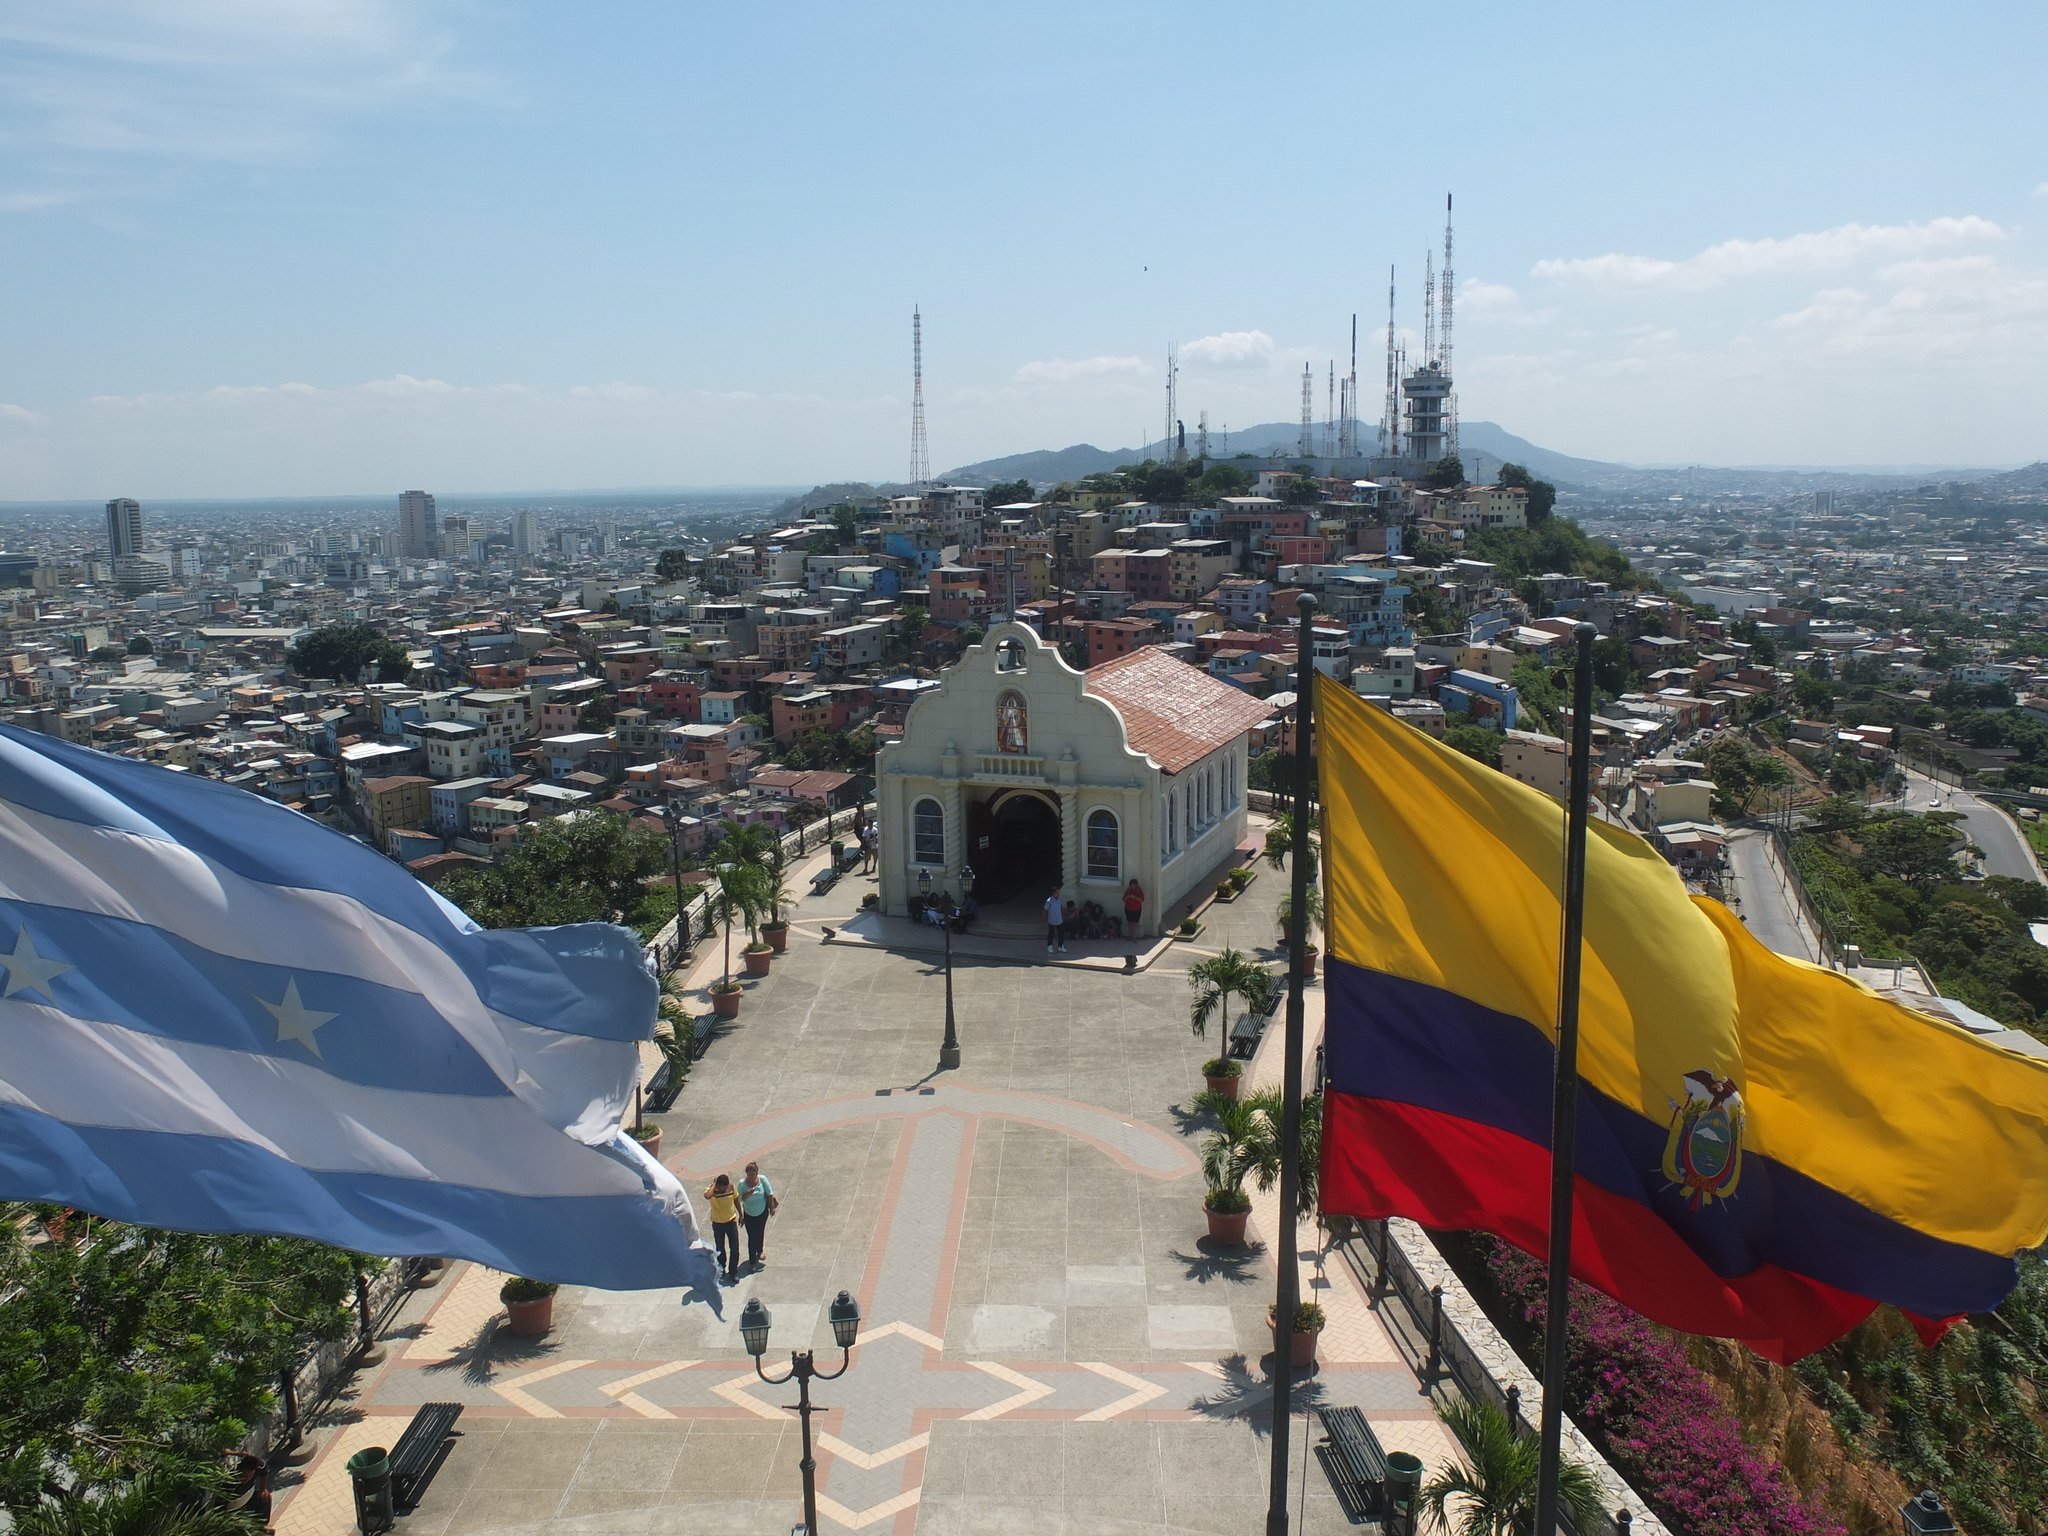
1484, 1240, 1844, 1536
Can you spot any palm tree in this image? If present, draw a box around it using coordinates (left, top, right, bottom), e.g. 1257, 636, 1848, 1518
1275, 884, 1324, 949
15, 1475, 264, 1536
1420, 1397, 1604, 1536
1263, 810, 1320, 882
708, 862, 767, 989
1187, 948, 1277, 1071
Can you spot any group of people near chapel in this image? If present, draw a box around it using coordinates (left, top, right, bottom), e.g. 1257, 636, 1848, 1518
1042, 879, 1144, 952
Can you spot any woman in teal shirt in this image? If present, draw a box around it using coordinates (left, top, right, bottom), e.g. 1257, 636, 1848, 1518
738, 1161, 777, 1270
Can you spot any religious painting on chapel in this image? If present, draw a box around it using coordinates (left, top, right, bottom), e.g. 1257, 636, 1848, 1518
995, 690, 1028, 754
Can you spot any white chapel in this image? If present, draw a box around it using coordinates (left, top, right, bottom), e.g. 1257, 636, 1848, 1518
874, 622, 1270, 936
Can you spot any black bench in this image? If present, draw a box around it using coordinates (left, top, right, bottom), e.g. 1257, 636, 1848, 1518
1317, 1405, 1388, 1515
390, 1400, 463, 1508
644, 1059, 681, 1113
810, 864, 840, 897
1228, 1008, 1265, 1060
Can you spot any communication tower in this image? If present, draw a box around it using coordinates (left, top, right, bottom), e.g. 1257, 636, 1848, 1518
1164, 343, 1182, 462
1196, 411, 1209, 460
910, 307, 929, 489
1441, 192, 1458, 461
1299, 365, 1314, 459
1382, 269, 1399, 459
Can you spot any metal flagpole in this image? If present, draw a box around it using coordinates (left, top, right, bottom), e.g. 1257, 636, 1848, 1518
1534, 622, 1598, 1535
1265, 593, 1317, 1536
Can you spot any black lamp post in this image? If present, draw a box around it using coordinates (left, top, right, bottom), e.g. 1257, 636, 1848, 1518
1900, 1490, 1957, 1536
919, 864, 970, 1070
660, 803, 689, 969
741, 1291, 862, 1536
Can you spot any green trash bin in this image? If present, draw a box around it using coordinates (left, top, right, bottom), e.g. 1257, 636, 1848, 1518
346, 1445, 394, 1535
830, 839, 846, 871
1384, 1450, 1424, 1535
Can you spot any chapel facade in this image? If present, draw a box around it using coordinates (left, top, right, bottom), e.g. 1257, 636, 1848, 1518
875, 622, 1269, 936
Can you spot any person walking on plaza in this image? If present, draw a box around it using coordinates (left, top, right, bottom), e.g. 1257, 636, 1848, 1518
860, 818, 878, 875
1044, 886, 1067, 954
1123, 877, 1145, 939
704, 1172, 741, 1283
738, 1160, 778, 1270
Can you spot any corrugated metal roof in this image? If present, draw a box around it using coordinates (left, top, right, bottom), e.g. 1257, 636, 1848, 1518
1085, 647, 1272, 775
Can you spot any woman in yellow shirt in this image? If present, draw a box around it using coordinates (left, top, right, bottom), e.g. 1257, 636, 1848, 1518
704, 1173, 741, 1283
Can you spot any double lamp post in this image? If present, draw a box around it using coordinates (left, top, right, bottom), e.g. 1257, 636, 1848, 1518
740, 1290, 863, 1536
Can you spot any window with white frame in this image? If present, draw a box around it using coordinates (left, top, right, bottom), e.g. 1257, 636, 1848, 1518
1085, 808, 1119, 879
912, 796, 945, 865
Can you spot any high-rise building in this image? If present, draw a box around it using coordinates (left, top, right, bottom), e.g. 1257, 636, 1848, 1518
439, 514, 474, 563
398, 490, 438, 559
511, 509, 538, 564
105, 498, 142, 562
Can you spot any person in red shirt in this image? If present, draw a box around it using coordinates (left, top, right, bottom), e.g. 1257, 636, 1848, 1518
1123, 878, 1146, 936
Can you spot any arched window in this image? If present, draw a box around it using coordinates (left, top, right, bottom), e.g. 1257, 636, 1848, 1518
1086, 809, 1120, 880
912, 797, 945, 866
1185, 784, 1196, 841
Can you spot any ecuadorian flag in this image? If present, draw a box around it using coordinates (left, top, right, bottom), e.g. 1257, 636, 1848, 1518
1316, 683, 2048, 1362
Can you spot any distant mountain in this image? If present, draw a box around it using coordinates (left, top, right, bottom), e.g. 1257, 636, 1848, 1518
1986, 461, 2048, 494
940, 419, 1625, 490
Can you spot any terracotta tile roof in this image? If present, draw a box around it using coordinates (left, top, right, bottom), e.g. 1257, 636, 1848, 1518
1084, 647, 1273, 775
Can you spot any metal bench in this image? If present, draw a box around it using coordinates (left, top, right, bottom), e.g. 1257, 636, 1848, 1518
810, 864, 840, 897
390, 1400, 463, 1508
644, 1059, 681, 1113
1227, 1008, 1265, 1059
1316, 1405, 1388, 1515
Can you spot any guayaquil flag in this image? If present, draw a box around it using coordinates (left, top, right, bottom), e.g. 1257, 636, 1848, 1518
1315, 682, 2048, 1362
0, 722, 719, 1296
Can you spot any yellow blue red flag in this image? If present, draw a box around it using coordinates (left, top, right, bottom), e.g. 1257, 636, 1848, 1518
1316, 682, 2048, 1361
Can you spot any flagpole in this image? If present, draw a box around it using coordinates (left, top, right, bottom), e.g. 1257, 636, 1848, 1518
1534, 621, 1598, 1536
1265, 593, 1316, 1536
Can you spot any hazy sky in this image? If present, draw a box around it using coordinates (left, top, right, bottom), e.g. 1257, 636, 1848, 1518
3, 1, 2045, 499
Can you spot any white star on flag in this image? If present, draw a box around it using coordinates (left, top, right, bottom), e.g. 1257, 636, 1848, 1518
1, 928, 72, 1002
260, 978, 337, 1059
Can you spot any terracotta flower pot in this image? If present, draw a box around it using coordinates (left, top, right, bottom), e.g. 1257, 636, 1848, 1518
742, 947, 774, 977
1268, 1315, 1322, 1369
762, 920, 790, 953
1204, 1201, 1250, 1245
1204, 1071, 1241, 1101
1302, 945, 1320, 980
505, 1295, 554, 1337
711, 987, 742, 1019
630, 1126, 663, 1159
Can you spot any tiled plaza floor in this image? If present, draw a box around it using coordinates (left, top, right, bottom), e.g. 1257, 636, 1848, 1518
271, 836, 1454, 1535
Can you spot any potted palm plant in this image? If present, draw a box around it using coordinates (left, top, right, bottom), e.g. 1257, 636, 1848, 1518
1193, 1088, 1263, 1244
500, 1276, 559, 1337
1266, 1300, 1326, 1369
1276, 885, 1324, 981
706, 865, 763, 1019
1188, 947, 1276, 1099
627, 1120, 663, 1160
759, 843, 793, 953
1420, 1396, 1604, 1535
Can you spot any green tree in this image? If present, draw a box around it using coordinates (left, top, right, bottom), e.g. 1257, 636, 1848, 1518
1495, 462, 1557, 526
1191, 1086, 1323, 1219
1861, 815, 1965, 890
125, 636, 153, 656
1791, 670, 1836, 717
285, 623, 411, 684
0, 1221, 359, 1511
1444, 722, 1503, 769
1419, 1397, 1604, 1536
1508, 657, 1567, 733
576, 692, 617, 730
982, 479, 1034, 508
1422, 454, 1465, 490
436, 811, 670, 930
1280, 475, 1323, 506
13, 1471, 266, 1536
896, 605, 929, 659
88, 644, 125, 662
831, 504, 859, 545
654, 549, 691, 582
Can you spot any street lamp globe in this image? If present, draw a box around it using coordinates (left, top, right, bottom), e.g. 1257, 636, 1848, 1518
917, 867, 932, 900
828, 1290, 862, 1350
961, 864, 975, 898
1900, 1490, 1957, 1535
739, 1298, 772, 1359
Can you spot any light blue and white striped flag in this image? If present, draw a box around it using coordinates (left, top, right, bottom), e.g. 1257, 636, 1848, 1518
0, 722, 719, 1294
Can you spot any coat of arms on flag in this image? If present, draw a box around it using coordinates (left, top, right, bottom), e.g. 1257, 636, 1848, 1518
1662, 1070, 1745, 1210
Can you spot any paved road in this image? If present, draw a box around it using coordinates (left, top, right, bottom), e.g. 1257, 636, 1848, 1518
1898, 768, 2045, 884
1724, 828, 1821, 963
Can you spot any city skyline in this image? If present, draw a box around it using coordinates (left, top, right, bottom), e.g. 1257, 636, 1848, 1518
3, 1, 2047, 499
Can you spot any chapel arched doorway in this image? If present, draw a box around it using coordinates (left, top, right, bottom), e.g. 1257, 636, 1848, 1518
968, 789, 1061, 903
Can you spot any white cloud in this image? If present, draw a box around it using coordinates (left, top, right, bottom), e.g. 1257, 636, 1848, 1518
0, 402, 45, 425
1181, 329, 1275, 368
2034, 181, 2048, 198
0, 1, 495, 176
1011, 354, 1148, 386
1458, 279, 1521, 314
1532, 216, 2004, 291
